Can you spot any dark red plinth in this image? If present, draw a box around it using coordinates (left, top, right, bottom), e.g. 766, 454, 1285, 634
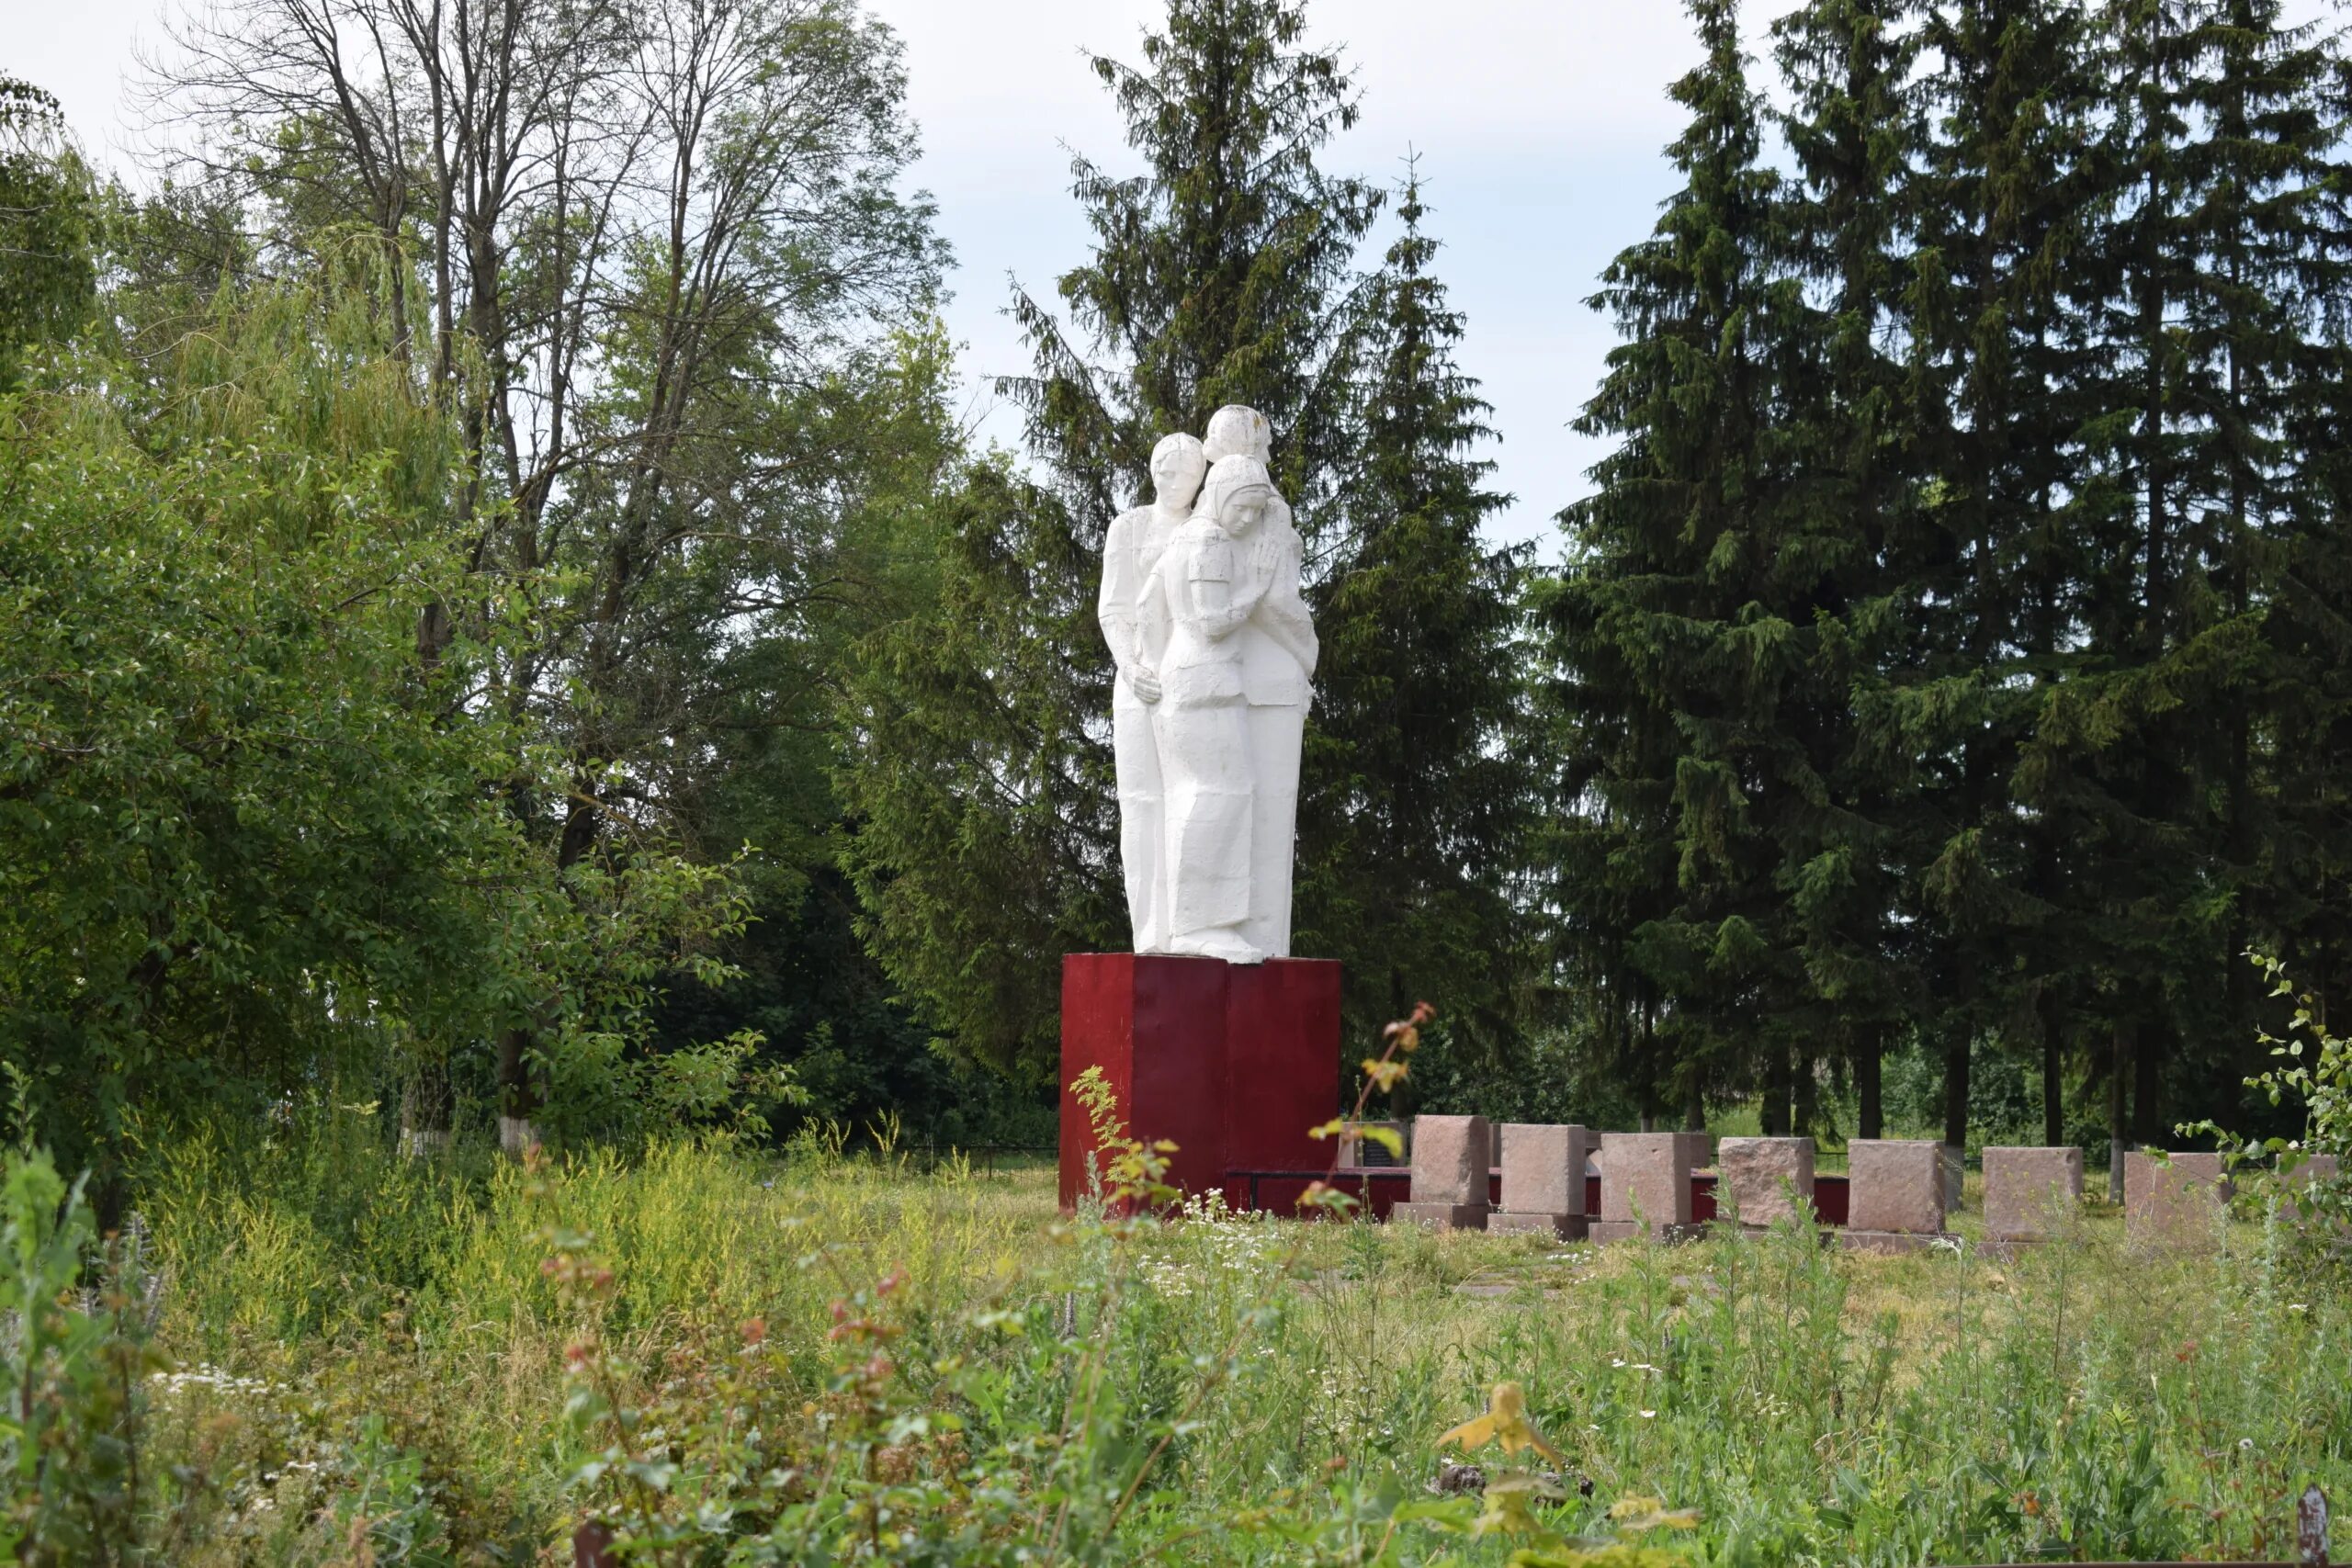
1059, 953, 1342, 1212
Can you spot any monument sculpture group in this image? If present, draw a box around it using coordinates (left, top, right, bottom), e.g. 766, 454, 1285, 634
1099, 406, 1315, 964
1058, 406, 1337, 1210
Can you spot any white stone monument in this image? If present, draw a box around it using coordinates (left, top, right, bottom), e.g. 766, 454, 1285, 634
1098, 405, 1317, 964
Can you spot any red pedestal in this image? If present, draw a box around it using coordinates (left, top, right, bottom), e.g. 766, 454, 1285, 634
1059, 953, 1342, 1212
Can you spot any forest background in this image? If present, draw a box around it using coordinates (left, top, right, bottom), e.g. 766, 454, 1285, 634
6, 0, 2351, 1208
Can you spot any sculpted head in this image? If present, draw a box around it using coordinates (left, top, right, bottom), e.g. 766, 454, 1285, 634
1195, 453, 1272, 538
1149, 432, 1207, 510
1203, 405, 1272, 467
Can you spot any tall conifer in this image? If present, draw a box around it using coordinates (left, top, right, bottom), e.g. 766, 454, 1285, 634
1769, 0, 1927, 1136
1901, 0, 2098, 1147
1543, 0, 1793, 1126
2034, 0, 2342, 1142
839, 0, 1378, 1069
1303, 166, 1529, 1063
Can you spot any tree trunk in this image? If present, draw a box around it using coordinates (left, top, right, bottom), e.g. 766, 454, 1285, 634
2040, 989, 2064, 1147
1941, 1023, 1971, 1152
2132, 1019, 2164, 1149
1761, 1046, 1791, 1137
497, 1028, 540, 1156
2108, 1021, 2132, 1203
1856, 1028, 1883, 1141
401, 1058, 455, 1158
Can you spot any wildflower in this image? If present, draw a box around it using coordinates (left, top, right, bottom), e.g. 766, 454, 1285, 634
1639, 1409, 1657, 1419
1437, 1382, 1562, 1464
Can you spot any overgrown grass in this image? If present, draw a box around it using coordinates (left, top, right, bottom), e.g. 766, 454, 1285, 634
107, 1113, 2352, 1563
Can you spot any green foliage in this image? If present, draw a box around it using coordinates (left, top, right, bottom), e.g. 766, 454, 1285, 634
0, 79, 96, 389
0, 279, 763, 1179
0, 293, 508, 1179
2189, 953, 2352, 1225
836, 456, 1125, 1071
0, 1146, 169, 1563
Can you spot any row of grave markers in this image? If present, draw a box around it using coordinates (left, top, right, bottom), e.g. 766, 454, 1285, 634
1388, 1115, 2339, 1252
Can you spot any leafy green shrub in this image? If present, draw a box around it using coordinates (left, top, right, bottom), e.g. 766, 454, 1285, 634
0, 1146, 169, 1562
2188, 953, 2352, 1229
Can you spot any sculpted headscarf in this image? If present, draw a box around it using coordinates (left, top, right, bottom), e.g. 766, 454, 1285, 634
1193, 453, 1272, 531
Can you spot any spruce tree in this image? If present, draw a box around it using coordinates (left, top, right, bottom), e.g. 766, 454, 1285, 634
2197, 1, 2349, 1063
1005, 0, 1379, 535
840, 0, 1378, 1071
1769, 0, 1927, 1136
2035, 0, 2342, 1144
1301, 165, 1529, 1066
1543, 0, 1796, 1126
2274, 35, 2352, 1023
1900, 0, 2099, 1149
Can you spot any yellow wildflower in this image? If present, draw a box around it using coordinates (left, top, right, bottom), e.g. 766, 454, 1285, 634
1437, 1381, 1563, 1464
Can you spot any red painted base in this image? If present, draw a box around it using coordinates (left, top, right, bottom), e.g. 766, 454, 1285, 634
1058, 953, 1342, 1212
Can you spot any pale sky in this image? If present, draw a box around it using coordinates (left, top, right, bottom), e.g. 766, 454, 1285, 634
6, 0, 1804, 555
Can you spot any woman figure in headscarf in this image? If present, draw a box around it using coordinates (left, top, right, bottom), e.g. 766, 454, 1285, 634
1202, 405, 1317, 959
1144, 452, 1278, 963
1098, 432, 1207, 952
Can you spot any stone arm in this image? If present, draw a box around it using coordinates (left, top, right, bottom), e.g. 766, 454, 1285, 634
1185, 569, 1261, 640
1097, 513, 1145, 670
1099, 512, 1162, 700
1250, 529, 1319, 678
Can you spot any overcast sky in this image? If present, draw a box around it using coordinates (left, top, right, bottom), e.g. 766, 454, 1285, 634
7, 0, 1810, 556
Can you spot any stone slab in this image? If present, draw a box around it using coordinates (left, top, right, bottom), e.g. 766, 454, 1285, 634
1597, 1131, 1693, 1235
1488, 1210, 1589, 1239
2125, 1151, 2230, 1251
1410, 1114, 1491, 1207
1716, 1136, 1815, 1226
1841, 1229, 1957, 1256
1846, 1139, 1948, 1235
1499, 1123, 1590, 1216
1982, 1145, 2084, 1241
1392, 1201, 1490, 1232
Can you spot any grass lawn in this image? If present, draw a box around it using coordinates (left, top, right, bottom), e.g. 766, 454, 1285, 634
122, 1120, 2352, 1564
